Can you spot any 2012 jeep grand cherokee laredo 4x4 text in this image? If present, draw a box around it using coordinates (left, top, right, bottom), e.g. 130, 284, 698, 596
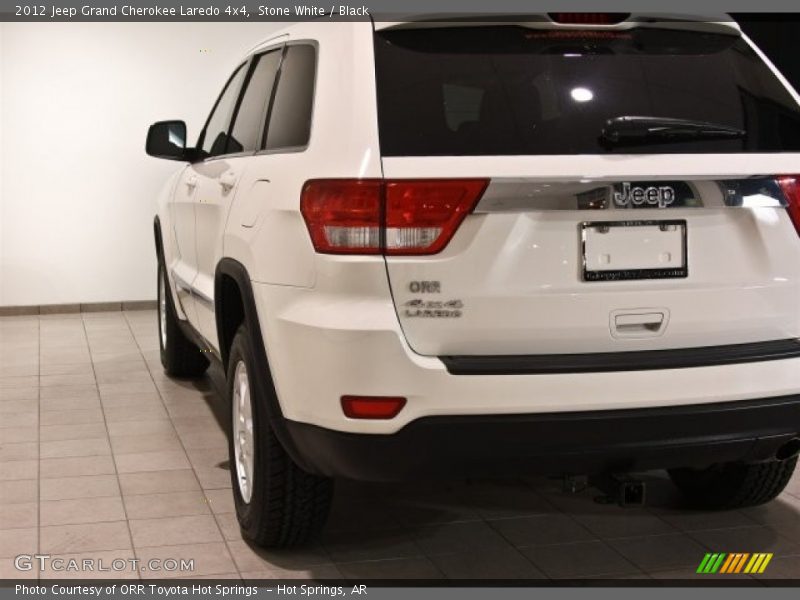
146, 14, 800, 547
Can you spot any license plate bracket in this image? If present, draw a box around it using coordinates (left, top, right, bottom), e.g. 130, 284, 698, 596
581, 220, 687, 282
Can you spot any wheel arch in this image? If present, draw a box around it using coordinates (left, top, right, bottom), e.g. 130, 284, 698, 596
213, 258, 315, 473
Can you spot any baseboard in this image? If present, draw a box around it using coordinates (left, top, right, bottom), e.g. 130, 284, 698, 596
0, 300, 157, 317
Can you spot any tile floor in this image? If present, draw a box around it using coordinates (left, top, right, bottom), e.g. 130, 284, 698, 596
2, 309, 800, 582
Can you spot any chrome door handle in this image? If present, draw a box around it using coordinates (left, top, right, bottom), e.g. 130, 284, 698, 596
220, 172, 237, 192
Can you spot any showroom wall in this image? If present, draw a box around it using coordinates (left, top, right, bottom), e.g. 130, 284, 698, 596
0, 22, 278, 307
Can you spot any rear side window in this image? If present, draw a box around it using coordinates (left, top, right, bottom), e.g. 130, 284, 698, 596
200, 64, 247, 158
374, 26, 800, 156
229, 50, 281, 154
265, 44, 316, 151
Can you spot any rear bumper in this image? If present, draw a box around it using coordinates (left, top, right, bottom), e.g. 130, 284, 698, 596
283, 396, 800, 481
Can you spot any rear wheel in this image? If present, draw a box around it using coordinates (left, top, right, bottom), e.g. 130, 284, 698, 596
227, 324, 333, 547
668, 457, 797, 509
157, 262, 209, 378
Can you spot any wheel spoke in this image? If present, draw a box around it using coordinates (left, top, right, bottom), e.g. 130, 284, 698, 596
232, 360, 255, 504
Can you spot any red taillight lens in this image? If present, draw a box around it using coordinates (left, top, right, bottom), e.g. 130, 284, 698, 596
778, 175, 800, 235
299, 180, 382, 254
341, 396, 407, 419
548, 13, 630, 25
300, 179, 488, 255
384, 179, 487, 255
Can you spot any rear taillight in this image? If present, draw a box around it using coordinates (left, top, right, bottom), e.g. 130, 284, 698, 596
778, 175, 800, 235
548, 13, 630, 25
300, 179, 488, 255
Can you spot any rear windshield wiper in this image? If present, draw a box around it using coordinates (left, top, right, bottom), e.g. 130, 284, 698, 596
600, 116, 746, 147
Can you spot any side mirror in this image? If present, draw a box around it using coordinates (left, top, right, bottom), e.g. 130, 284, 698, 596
146, 120, 193, 161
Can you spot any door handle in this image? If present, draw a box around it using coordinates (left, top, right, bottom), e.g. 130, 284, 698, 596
610, 309, 669, 338
186, 175, 198, 190
219, 172, 238, 193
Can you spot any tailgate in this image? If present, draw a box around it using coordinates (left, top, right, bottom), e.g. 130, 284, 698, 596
383, 158, 800, 355
374, 22, 800, 357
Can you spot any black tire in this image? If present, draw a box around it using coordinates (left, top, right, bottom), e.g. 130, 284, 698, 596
157, 261, 209, 378
227, 324, 333, 547
669, 457, 797, 509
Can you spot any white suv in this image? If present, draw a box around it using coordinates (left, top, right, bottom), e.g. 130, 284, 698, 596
147, 14, 800, 547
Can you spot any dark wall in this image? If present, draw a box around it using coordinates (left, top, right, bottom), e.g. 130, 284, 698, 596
735, 15, 800, 91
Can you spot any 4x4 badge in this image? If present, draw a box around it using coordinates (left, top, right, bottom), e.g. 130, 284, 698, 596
614, 182, 676, 209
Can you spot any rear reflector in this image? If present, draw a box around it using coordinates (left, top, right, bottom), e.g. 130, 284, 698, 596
548, 13, 630, 25
341, 396, 407, 419
778, 175, 800, 235
300, 179, 488, 255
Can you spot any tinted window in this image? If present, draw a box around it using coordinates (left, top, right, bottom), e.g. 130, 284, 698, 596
200, 64, 246, 157
265, 45, 316, 150
374, 26, 800, 156
229, 51, 281, 153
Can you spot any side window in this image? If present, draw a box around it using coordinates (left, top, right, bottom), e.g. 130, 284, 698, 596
200, 64, 247, 158
265, 45, 316, 151
229, 50, 281, 154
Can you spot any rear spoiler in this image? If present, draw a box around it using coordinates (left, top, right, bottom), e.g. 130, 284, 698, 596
372, 13, 741, 36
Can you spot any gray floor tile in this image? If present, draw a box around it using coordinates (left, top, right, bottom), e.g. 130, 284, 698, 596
323, 529, 422, 563
0, 460, 37, 482
214, 512, 242, 541
204, 488, 235, 514
40, 496, 126, 526
430, 545, 546, 579
489, 513, 596, 547
0, 527, 37, 558
110, 432, 183, 455
40, 422, 109, 442
522, 540, 642, 578
228, 539, 332, 571
0, 427, 38, 444
118, 470, 201, 496
39, 372, 97, 387
124, 491, 211, 519
40, 475, 120, 501
336, 557, 444, 579
40, 408, 104, 426
412, 520, 516, 557
240, 565, 342, 580
653, 508, 755, 532
608, 533, 709, 571
574, 509, 677, 539
690, 524, 800, 556
107, 419, 176, 437
0, 479, 37, 505
40, 455, 116, 478
40, 521, 131, 553
40, 437, 111, 459
115, 450, 191, 473
40, 384, 99, 400
0, 502, 38, 529
129, 514, 222, 547
0, 442, 38, 462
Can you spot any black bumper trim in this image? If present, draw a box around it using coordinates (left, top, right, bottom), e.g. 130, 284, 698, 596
285, 396, 800, 481
440, 338, 800, 375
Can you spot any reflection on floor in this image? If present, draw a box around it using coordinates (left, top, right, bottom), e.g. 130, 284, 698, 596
2, 310, 800, 581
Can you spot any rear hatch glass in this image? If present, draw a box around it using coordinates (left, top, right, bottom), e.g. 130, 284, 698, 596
374, 25, 800, 155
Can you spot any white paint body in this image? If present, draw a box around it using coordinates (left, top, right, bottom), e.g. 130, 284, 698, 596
156, 19, 800, 435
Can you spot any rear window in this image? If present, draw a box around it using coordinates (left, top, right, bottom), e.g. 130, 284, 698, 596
374, 26, 800, 156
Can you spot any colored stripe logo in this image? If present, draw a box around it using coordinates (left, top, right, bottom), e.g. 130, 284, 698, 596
697, 553, 773, 574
